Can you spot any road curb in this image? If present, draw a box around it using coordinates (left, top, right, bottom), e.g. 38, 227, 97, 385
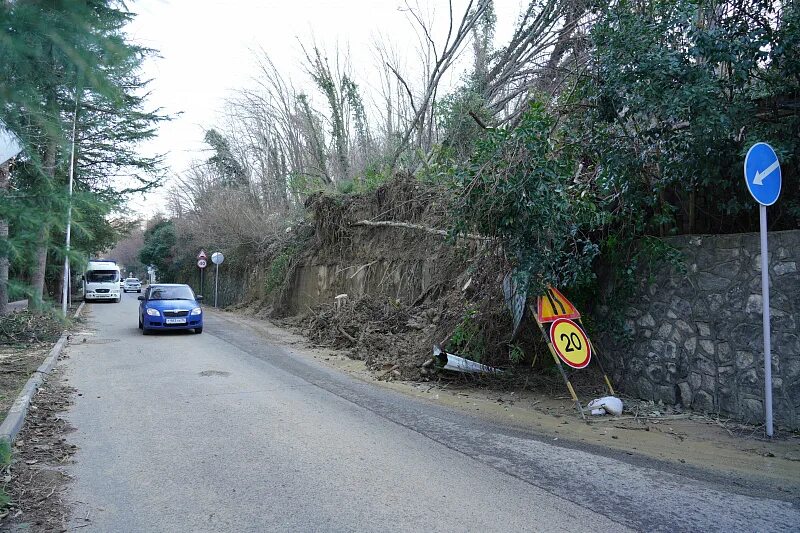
0, 301, 85, 444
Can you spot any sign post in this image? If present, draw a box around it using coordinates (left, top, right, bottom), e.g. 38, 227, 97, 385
532, 286, 615, 419
744, 142, 782, 438
211, 252, 224, 308
197, 250, 208, 297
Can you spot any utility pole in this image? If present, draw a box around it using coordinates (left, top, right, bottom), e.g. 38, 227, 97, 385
62, 86, 80, 317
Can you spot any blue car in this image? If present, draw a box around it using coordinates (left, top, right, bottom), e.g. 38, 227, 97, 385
138, 283, 203, 335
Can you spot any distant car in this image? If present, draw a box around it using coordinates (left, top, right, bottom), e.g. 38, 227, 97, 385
138, 284, 203, 335
123, 278, 142, 293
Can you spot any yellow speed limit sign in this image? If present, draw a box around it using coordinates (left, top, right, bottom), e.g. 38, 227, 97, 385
549, 318, 591, 369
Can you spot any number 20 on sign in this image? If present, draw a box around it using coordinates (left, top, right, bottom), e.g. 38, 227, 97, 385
549, 318, 591, 369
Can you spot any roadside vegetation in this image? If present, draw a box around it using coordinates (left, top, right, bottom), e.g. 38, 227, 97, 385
1, 0, 166, 314
3, 0, 797, 369
147, 0, 797, 368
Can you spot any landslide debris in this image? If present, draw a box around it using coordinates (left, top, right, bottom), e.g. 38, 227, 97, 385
306, 297, 435, 376
0, 310, 65, 346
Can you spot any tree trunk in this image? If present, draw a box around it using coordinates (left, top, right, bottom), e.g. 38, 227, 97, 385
0, 161, 9, 315
31, 225, 49, 308
31, 133, 57, 308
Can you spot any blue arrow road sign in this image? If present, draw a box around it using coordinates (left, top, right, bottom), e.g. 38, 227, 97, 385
744, 142, 781, 206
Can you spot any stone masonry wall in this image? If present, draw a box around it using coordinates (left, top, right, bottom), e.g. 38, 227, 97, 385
602, 230, 800, 430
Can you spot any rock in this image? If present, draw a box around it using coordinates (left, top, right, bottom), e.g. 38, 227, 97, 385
735, 350, 754, 369
717, 342, 732, 364
677, 382, 693, 407
637, 314, 656, 327
696, 357, 716, 376
647, 340, 665, 355
706, 293, 724, 312
646, 364, 665, 383
623, 318, 636, 335
654, 385, 676, 404
696, 322, 711, 337
693, 390, 714, 412
699, 339, 715, 356
718, 386, 737, 414
745, 294, 762, 314
657, 323, 672, 339
670, 297, 693, 316
738, 368, 759, 387
636, 376, 654, 400
696, 272, 730, 291
774, 262, 797, 275
740, 398, 763, 423
684, 336, 697, 355
664, 342, 677, 359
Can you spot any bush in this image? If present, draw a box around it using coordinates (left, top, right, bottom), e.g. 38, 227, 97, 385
450, 103, 600, 296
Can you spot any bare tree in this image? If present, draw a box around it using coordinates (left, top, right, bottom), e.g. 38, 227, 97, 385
384, 0, 492, 169
481, 0, 592, 124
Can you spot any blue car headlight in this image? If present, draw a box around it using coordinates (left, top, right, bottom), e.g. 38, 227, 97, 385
146, 308, 160, 317
191, 307, 202, 315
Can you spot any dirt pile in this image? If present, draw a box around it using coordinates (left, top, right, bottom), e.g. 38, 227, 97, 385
305, 297, 437, 376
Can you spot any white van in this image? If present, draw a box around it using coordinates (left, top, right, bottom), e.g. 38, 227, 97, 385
83, 260, 121, 302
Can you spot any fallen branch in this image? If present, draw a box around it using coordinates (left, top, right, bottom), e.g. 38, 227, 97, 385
352, 220, 488, 242
378, 364, 400, 379
338, 327, 357, 344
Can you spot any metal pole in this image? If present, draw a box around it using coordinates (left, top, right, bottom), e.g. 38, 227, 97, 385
62, 86, 80, 317
760, 204, 773, 437
214, 263, 219, 308
534, 313, 585, 420
200, 267, 204, 297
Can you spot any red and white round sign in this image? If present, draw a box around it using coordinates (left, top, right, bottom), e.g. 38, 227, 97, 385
197, 258, 207, 269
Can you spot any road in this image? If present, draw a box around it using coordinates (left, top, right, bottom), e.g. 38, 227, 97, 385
62, 293, 799, 532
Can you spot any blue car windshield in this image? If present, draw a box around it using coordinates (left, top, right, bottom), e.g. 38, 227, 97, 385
149, 286, 195, 300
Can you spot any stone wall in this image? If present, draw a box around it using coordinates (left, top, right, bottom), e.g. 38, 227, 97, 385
602, 230, 800, 429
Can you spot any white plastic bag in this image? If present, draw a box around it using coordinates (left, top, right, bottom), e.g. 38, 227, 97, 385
587, 396, 624, 416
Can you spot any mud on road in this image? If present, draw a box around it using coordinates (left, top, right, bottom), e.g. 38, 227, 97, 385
219, 308, 800, 501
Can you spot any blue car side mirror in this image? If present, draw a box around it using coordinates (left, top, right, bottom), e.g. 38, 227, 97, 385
195, 295, 203, 302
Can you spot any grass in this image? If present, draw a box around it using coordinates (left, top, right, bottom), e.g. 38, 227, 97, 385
0, 439, 11, 508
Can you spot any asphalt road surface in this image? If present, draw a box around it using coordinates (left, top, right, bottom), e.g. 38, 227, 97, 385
62, 293, 799, 532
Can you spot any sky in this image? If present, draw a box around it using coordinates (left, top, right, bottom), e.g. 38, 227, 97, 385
124, 0, 525, 216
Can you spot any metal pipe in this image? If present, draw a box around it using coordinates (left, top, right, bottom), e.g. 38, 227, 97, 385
62, 87, 80, 317
214, 263, 219, 308
760, 204, 773, 437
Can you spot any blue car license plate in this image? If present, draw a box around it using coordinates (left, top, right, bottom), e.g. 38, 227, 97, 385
165, 318, 186, 324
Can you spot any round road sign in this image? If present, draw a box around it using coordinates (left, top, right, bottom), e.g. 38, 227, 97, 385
211, 252, 224, 265
197, 258, 207, 269
549, 318, 591, 369
744, 142, 781, 206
